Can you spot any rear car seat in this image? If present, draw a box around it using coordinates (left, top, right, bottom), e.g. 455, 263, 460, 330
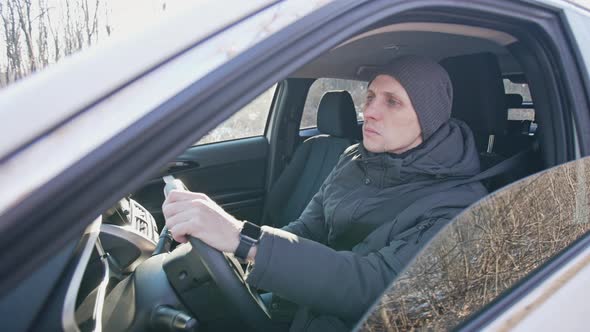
440, 52, 537, 191
262, 91, 359, 227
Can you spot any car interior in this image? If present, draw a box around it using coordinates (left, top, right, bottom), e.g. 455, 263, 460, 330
67, 10, 570, 332
132, 25, 542, 231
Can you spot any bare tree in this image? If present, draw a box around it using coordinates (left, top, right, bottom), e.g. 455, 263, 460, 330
36, 0, 49, 67
0, 0, 112, 88
63, 0, 76, 56
44, 1, 60, 63
13, 0, 36, 72
103, 0, 110, 36
81, 0, 99, 47
1, 0, 24, 82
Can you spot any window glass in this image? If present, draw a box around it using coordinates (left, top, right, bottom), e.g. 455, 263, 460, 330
503, 78, 535, 121
301, 78, 367, 129
196, 85, 276, 145
507, 108, 535, 121
359, 156, 590, 330
0, 0, 199, 89
503, 78, 532, 102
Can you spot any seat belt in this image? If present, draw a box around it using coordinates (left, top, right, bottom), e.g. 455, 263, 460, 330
345, 148, 535, 245
462, 148, 532, 185
387, 148, 533, 245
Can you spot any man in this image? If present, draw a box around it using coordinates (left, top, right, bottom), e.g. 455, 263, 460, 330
163, 56, 488, 330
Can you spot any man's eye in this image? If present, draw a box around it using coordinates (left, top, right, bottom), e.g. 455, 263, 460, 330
388, 99, 399, 106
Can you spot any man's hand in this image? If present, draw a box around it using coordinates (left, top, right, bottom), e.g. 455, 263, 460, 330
162, 190, 243, 254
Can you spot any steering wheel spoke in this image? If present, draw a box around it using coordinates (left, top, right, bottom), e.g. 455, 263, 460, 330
185, 237, 273, 330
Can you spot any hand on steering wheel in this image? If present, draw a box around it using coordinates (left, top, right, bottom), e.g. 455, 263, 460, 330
161, 176, 273, 330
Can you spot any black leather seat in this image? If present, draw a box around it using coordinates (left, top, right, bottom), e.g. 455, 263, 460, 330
262, 91, 359, 227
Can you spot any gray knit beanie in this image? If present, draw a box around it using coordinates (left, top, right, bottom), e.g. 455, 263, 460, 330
370, 55, 453, 141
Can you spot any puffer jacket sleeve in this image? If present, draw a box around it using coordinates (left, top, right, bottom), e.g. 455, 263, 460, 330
246, 216, 452, 321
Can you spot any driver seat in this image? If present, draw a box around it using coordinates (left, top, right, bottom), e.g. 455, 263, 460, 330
262, 91, 359, 228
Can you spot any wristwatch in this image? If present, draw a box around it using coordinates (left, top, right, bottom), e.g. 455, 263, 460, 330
234, 221, 261, 261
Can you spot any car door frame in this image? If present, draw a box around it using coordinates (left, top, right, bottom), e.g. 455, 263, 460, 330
0, 0, 588, 328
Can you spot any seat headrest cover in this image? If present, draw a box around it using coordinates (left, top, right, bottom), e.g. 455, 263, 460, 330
440, 52, 507, 152
317, 91, 358, 138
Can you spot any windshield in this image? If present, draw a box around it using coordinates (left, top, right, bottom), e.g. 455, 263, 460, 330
358, 156, 590, 330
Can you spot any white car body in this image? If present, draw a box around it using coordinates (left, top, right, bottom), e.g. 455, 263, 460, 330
0, 0, 589, 331
0, 0, 331, 219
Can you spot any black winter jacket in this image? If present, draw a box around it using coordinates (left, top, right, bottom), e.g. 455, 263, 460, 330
246, 119, 488, 330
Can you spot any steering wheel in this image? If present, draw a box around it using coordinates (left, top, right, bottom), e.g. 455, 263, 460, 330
186, 237, 274, 330
161, 176, 273, 329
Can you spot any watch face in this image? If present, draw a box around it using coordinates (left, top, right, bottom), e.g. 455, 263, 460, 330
242, 222, 261, 239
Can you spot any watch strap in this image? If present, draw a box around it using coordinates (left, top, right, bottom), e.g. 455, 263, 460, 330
234, 221, 261, 261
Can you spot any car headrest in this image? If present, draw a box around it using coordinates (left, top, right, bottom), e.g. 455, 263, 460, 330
317, 90, 359, 138
440, 52, 507, 152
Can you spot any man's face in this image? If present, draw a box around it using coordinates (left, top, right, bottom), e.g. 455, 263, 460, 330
362, 74, 423, 154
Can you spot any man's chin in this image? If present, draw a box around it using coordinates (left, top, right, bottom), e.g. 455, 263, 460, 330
362, 140, 385, 153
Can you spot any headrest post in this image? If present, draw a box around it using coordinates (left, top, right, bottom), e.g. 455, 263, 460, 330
487, 134, 495, 154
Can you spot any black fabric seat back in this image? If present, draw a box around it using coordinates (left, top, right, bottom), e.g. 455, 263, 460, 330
262, 91, 358, 227
440, 53, 533, 191
440, 52, 507, 154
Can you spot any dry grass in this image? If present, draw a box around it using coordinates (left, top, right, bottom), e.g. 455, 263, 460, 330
359, 157, 590, 331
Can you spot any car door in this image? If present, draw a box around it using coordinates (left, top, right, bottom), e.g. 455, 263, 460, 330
1, 0, 589, 331
132, 84, 279, 227
357, 155, 590, 331
0, 2, 336, 331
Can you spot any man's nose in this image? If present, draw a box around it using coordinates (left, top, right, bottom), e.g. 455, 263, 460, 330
363, 101, 379, 120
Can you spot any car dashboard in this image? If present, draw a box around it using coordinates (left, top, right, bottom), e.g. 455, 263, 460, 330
63, 198, 162, 331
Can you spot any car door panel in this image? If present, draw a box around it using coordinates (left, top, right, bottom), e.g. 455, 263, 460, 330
133, 136, 268, 227
358, 156, 590, 331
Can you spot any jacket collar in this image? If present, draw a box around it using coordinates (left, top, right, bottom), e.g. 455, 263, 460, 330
355, 119, 481, 188
357, 144, 424, 188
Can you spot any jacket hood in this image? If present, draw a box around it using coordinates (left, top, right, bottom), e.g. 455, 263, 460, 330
355, 119, 481, 187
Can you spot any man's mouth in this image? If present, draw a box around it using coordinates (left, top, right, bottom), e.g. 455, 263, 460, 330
363, 125, 380, 136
